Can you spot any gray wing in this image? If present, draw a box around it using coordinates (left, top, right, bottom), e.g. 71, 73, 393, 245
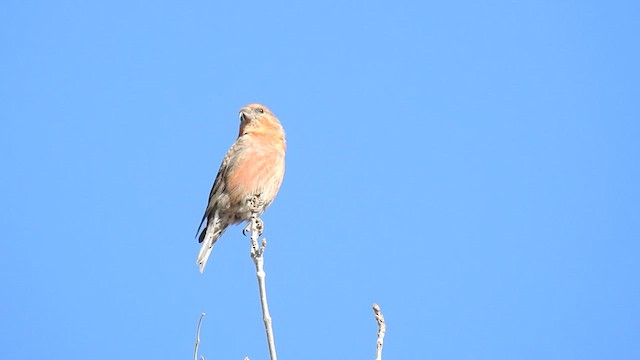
195, 139, 245, 241
195, 153, 230, 241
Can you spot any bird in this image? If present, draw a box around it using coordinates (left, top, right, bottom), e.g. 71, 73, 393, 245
195, 103, 286, 273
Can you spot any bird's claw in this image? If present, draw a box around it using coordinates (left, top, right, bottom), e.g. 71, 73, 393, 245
242, 217, 264, 236
255, 218, 264, 236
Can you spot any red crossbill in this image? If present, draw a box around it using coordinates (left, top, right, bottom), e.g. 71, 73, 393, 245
195, 103, 286, 273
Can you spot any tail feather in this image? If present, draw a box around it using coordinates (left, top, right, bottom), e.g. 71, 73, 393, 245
196, 220, 224, 273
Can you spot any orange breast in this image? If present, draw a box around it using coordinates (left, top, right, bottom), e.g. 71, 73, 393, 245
225, 134, 285, 207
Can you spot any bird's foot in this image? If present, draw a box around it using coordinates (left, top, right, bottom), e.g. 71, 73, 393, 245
255, 217, 264, 236
242, 217, 264, 236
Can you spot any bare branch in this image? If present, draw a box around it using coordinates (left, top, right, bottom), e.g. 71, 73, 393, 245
248, 196, 278, 360
194, 312, 206, 360
372, 304, 386, 360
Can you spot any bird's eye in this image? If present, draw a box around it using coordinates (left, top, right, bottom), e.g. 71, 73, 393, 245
257, 108, 264, 114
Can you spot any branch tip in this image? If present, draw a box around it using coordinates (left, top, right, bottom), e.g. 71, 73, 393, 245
194, 313, 206, 360
372, 303, 386, 360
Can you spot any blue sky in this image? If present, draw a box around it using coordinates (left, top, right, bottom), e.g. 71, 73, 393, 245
1, 0, 639, 359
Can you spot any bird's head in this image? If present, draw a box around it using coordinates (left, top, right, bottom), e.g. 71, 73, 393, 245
238, 103, 284, 140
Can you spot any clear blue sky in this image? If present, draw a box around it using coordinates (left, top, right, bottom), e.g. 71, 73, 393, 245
1, 1, 639, 359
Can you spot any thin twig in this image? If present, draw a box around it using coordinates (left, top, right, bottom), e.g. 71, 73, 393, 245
249, 196, 278, 360
194, 312, 206, 360
373, 304, 386, 360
